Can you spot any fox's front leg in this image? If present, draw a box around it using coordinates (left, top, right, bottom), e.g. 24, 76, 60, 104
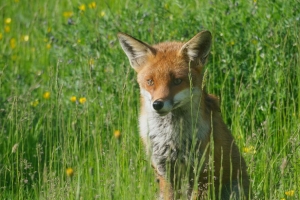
156, 174, 174, 200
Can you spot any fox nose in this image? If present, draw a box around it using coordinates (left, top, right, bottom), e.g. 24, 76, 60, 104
153, 100, 164, 111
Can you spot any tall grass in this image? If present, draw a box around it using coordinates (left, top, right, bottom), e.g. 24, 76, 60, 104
0, 0, 299, 199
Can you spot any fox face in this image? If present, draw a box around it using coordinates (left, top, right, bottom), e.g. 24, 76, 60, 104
118, 31, 212, 115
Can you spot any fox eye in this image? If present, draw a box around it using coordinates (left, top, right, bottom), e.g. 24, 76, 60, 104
147, 79, 154, 86
173, 78, 182, 85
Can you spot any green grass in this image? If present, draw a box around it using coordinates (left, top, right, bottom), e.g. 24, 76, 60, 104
0, 0, 299, 199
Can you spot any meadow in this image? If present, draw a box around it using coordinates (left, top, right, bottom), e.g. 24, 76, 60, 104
0, 0, 299, 199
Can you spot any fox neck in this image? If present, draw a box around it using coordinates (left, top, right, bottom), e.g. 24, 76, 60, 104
139, 92, 210, 175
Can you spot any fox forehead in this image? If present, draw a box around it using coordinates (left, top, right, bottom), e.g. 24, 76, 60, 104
152, 41, 184, 52
151, 41, 187, 68
137, 42, 195, 80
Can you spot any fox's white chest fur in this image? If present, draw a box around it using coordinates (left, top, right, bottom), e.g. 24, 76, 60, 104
139, 89, 209, 176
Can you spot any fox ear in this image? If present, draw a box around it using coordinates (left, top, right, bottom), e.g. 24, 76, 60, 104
180, 30, 212, 65
118, 33, 155, 71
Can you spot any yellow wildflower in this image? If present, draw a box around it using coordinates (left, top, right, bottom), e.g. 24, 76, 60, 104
30, 100, 39, 107
79, 4, 86, 12
88, 2, 96, 9
79, 97, 86, 104
43, 92, 50, 99
5, 26, 10, 33
89, 58, 94, 66
66, 167, 74, 177
70, 96, 77, 102
0, 33, 3, 40
285, 190, 295, 196
114, 130, 121, 139
100, 11, 105, 17
251, 39, 258, 45
229, 41, 235, 46
22, 35, 29, 42
5, 18, 12, 24
63, 11, 73, 18
46, 43, 51, 49
242, 146, 256, 154
10, 38, 16, 49
11, 54, 18, 61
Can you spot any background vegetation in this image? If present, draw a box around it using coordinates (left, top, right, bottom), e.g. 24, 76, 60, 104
0, 0, 299, 199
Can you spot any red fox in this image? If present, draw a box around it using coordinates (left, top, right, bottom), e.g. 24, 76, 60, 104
118, 31, 250, 199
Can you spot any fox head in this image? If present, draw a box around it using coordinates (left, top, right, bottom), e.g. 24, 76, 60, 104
118, 31, 212, 115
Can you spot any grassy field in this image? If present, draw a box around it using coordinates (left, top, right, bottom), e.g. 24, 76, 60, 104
0, 0, 299, 199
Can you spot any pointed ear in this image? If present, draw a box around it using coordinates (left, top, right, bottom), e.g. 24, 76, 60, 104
117, 33, 156, 71
180, 30, 212, 65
